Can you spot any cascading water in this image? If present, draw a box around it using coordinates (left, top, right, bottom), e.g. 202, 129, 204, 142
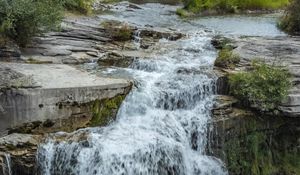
2, 153, 12, 175
37, 3, 228, 175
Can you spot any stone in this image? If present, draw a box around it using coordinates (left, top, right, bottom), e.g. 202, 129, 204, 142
98, 50, 151, 67
213, 35, 300, 118
0, 134, 43, 175
0, 41, 21, 61
0, 63, 132, 135
209, 105, 300, 175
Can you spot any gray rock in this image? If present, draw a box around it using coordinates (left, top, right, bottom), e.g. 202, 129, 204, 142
0, 63, 132, 134
0, 42, 21, 61
215, 36, 300, 117
0, 134, 42, 175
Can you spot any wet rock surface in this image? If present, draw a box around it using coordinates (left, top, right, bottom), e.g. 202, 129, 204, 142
0, 134, 43, 175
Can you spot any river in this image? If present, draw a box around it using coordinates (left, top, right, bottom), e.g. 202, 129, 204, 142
37, 3, 283, 175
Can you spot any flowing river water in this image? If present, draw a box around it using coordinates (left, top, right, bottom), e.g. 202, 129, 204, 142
36, 3, 284, 175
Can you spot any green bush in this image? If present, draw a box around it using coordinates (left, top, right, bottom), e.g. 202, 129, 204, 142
279, 0, 300, 35
63, 0, 95, 14
176, 8, 193, 17
214, 48, 240, 69
229, 61, 291, 111
181, 0, 289, 14
0, 0, 63, 47
102, 21, 132, 41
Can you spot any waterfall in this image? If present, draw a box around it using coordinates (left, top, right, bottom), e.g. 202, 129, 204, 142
2, 153, 12, 175
37, 3, 228, 175
133, 29, 142, 49
37, 30, 227, 174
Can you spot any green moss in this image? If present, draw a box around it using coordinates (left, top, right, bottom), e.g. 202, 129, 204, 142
25, 57, 53, 64
223, 115, 300, 175
88, 95, 126, 127
211, 35, 234, 50
214, 48, 240, 69
176, 8, 190, 18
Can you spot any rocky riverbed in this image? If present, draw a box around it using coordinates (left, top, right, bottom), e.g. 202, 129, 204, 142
0, 1, 300, 175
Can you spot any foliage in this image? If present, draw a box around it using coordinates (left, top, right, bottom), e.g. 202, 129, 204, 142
214, 48, 240, 69
181, 0, 289, 14
0, 0, 63, 47
279, 0, 300, 35
102, 21, 132, 41
224, 115, 300, 175
63, 0, 95, 14
176, 8, 190, 17
229, 61, 291, 111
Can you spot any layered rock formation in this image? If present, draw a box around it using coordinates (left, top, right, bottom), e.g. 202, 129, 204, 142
213, 35, 300, 118
210, 95, 300, 175
0, 2, 186, 174
211, 35, 300, 175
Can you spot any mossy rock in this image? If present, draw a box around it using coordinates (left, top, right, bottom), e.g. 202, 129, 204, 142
214, 48, 240, 69
88, 94, 126, 127
101, 21, 133, 41
211, 36, 236, 50
222, 115, 300, 175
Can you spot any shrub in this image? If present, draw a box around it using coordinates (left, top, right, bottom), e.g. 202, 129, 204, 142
101, 21, 132, 41
229, 61, 291, 111
181, 0, 289, 14
214, 48, 240, 69
63, 0, 95, 14
0, 0, 63, 47
279, 0, 300, 35
176, 8, 190, 17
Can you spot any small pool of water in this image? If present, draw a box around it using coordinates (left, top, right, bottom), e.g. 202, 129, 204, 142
191, 13, 286, 37
101, 3, 286, 37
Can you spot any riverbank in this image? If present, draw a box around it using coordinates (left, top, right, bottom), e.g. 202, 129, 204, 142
178, 0, 289, 17
211, 33, 300, 174
0, 1, 299, 175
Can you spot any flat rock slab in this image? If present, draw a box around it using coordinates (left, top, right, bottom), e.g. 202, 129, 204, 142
1, 63, 130, 89
233, 36, 300, 64
0, 63, 132, 135
230, 36, 300, 117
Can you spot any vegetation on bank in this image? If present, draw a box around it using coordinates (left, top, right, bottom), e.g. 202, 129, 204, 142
101, 21, 133, 41
224, 114, 300, 175
279, 0, 300, 35
229, 61, 291, 112
0, 0, 94, 47
0, 0, 63, 47
63, 0, 95, 14
214, 48, 240, 69
178, 0, 289, 16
